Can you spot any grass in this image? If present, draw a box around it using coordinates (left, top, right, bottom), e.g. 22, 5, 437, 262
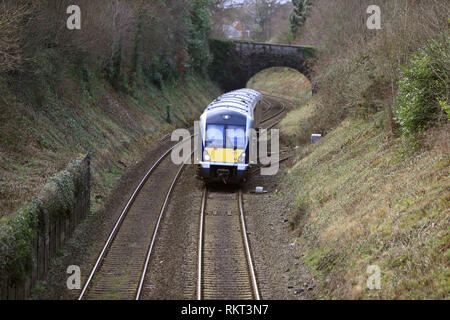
248, 64, 449, 299
280, 113, 449, 299
247, 66, 315, 146
247, 67, 312, 102
280, 97, 318, 146
102, 168, 123, 189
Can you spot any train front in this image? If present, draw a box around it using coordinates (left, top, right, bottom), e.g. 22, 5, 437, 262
198, 108, 252, 184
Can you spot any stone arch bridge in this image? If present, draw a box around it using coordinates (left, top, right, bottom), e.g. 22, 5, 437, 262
208, 39, 315, 91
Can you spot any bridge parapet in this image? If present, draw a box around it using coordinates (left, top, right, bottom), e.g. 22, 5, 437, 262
208, 38, 315, 91
233, 40, 313, 57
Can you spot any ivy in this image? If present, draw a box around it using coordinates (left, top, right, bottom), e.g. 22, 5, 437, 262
0, 202, 38, 284
187, 0, 213, 75
0, 156, 87, 284
207, 38, 236, 88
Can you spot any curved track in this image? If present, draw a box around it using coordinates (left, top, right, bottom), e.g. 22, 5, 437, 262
259, 94, 291, 129
78, 93, 287, 300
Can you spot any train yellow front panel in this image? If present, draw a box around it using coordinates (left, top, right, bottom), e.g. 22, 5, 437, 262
205, 148, 244, 163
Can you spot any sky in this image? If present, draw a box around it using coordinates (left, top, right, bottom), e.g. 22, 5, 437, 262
224, 0, 291, 8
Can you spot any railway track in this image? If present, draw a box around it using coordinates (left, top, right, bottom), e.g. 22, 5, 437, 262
261, 97, 286, 124
195, 94, 288, 300
78, 93, 287, 300
78, 137, 193, 300
197, 188, 260, 300
260, 94, 291, 130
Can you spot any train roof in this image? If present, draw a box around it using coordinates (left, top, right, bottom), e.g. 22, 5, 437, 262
217, 94, 256, 103
225, 89, 261, 99
206, 102, 250, 113
204, 89, 262, 117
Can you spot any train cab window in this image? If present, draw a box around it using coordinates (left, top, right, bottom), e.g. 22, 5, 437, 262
225, 125, 246, 150
205, 124, 246, 149
206, 125, 224, 148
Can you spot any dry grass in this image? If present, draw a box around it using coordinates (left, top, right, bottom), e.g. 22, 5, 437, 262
247, 66, 317, 146
269, 0, 450, 300
247, 66, 312, 101
280, 96, 322, 146
281, 114, 449, 299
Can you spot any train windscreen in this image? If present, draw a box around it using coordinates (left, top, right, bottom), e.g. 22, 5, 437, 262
206, 125, 246, 149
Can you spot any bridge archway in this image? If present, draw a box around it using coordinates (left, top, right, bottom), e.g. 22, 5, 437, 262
208, 39, 315, 91
246, 67, 312, 102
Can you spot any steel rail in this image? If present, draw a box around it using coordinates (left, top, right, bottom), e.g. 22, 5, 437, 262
260, 91, 299, 106
135, 151, 193, 300
78, 136, 194, 300
238, 189, 261, 300
260, 98, 286, 124
251, 155, 293, 175
78, 94, 286, 300
196, 188, 207, 300
197, 188, 260, 300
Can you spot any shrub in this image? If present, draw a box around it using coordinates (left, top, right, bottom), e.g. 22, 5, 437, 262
394, 36, 449, 135
187, 0, 213, 75
207, 38, 236, 88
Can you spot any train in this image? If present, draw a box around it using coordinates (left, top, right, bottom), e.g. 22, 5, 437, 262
197, 88, 263, 184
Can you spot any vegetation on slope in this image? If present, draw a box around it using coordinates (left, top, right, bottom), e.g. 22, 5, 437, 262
0, 0, 221, 219
247, 66, 312, 102
265, 0, 449, 299
394, 37, 450, 136
0, 73, 220, 218
282, 115, 449, 299
0, 0, 221, 286
290, 0, 448, 135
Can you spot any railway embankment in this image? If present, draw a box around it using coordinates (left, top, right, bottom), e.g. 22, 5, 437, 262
279, 105, 449, 299
283, 1, 448, 299
0, 6, 219, 300
0, 73, 220, 299
248, 54, 448, 299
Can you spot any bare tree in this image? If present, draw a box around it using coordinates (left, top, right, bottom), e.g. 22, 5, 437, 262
0, 2, 33, 73
249, 0, 279, 40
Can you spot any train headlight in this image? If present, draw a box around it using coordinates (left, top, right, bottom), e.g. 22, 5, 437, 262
203, 150, 211, 162
238, 153, 246, 163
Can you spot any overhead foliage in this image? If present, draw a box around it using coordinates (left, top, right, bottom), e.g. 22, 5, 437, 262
0, 0, 214, 92
289, 0, 313, 37
187, 0, 213, 75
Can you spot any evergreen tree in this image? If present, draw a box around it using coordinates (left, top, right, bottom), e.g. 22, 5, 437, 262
290, 0, 313, 37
